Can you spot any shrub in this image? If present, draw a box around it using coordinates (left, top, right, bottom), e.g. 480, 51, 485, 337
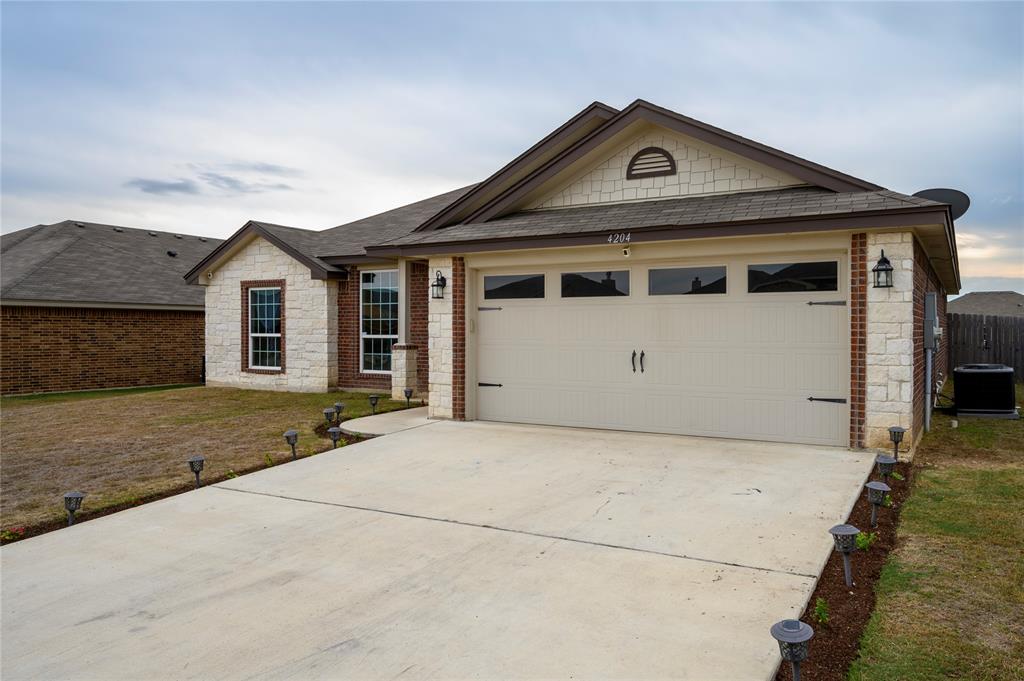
813, 597, 830, 624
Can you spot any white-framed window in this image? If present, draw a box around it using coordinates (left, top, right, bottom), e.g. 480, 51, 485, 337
360, 269, 399, 373
249, 287, 282, 369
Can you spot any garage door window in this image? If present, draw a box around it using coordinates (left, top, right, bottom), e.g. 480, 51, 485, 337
484, 274, 545, 299
649, 266, 727, 295
747, 261, 838, 293
561, 270, 630, 297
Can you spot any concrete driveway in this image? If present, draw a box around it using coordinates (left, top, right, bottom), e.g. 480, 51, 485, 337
1, 421, 872, 680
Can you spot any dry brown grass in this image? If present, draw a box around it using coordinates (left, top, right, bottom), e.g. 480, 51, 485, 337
1, 386, 409, 534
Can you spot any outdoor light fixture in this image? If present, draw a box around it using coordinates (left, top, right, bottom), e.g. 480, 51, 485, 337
872, 250, 894, 288
403, 388, 413, 408
888, 425, 906, 460
187, 455, 205, 489
829, 523, 860, 587
770, 619, 814, 681
63, 491, 85, 526
876, 454, 897, 481
327, 426, 342, 448
283, 429, 299, 460
334, 402, 345, 421
323, 407, 336, 424
865, 480, 891, 528
431, 270, 447, 299
369, 394, 380, 415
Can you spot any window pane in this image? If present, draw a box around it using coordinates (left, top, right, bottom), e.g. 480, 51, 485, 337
649, 266, 727, 295
251, 335, 281, 368
747, 262, 838, 293
484, 274, 545, 300
359, 270, 399, 372
561, 271, 630, 297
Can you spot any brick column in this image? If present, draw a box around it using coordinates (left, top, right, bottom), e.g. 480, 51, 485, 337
850, 233, 867, 448
452, 257, 466, 420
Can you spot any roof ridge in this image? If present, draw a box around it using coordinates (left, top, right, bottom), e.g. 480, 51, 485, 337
61, 219, 217, 241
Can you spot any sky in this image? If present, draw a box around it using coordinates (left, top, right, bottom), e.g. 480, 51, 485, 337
2, 1, 1021, 294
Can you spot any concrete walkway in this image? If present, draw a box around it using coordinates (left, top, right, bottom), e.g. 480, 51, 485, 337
1, 422, 873, 680
340, 406, 432, 437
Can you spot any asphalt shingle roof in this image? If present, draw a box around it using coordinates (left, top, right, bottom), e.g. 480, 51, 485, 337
948, 291, 1024, 317
2, 221, 222, 307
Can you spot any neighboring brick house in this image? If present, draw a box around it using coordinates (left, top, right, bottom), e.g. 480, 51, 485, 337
1, 221, 221, 395
186, 99, 961, 451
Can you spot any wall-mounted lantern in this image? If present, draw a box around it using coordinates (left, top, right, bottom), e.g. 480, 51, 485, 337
872, 250, 894, 288
431, 270, 447, 299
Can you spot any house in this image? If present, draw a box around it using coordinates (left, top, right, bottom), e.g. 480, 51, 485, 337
948, 291, 1024, 317
1, 220, 222, 395
186, 99, 960, 450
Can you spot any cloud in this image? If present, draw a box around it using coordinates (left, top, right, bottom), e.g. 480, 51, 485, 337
219, 161, 302, 177
196, 171, 293, 194
124, 178, 200, 195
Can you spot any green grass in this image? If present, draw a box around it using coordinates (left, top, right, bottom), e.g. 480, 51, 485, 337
848, 382, 1024, 681
1, 383, 196, 407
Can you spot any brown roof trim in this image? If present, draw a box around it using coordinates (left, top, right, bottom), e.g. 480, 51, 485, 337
183, 222, 346, 283
464, 99, 884, 224
366, 207, 951, 257
415, 101, 618, 232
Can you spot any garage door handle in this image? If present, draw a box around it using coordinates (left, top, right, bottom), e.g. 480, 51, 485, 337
640, 350, 645, 373
807, 397, 847, 404
631, 350, 637, 373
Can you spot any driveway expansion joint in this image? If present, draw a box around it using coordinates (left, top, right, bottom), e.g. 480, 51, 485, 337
213, 485, 817, 578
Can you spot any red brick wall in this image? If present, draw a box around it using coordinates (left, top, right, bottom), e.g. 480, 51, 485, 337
850, 233, 867, 448
408, 262, 429, 394
1, 305, 204, 395
912, 238, 948, 441
452, 257, 466, 420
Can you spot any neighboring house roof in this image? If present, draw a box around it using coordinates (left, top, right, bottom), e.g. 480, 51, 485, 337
2, 220, 222, 309
948, 291, 1024, 317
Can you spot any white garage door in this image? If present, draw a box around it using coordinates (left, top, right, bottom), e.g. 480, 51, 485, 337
475, 256, 849, 446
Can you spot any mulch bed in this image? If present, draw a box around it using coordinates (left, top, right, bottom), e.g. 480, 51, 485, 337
773, 459, 914, 681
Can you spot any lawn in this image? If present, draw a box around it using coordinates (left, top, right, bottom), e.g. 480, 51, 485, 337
848, 382, 1024, 681
1, 385, 410, 537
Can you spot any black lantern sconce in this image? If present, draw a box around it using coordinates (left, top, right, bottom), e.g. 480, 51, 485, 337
888, 425, 906, 461
63, 491, 85, 526
187, 455, 205, 489
872, 250, 894, 288
770, 619, 814, 681
283, 429, 299, 460
431, 270, 447, 299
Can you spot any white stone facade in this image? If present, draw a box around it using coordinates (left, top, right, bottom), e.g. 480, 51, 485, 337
531, 130, 804, 210
427, 257, 454, 418
390, 345, 418, 400
865, 231, 915, 449
204, 236, 338, 392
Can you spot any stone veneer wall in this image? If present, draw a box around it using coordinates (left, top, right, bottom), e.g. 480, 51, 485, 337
850, 233, 868, 448
912, 239, 948, 442
865, 231, 915, 449
205, 236, 337, 392
426, 256, 467, 419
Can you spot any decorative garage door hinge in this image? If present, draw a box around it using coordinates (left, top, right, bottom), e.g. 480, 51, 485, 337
477, 306, 503, 311
478, 382, 503, 387
807, 397, 848, 404
806, 300, 847, 306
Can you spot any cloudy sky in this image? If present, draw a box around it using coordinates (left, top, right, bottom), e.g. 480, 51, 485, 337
2, 1, 1021, 293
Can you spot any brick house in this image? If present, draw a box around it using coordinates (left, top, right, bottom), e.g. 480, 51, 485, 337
186, 100, 960, 450
1, 221, 222, 395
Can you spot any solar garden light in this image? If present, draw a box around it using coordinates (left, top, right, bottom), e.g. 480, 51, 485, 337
770, 619, 814, 681
403, 388, 413, 408
369, 394, 380, 415
187, 455, 205, 489
876, 454, 897, 482
829, 523, 860, 587
63, 491, 85, 526
888, 425, 906, 461
327, 426, 342, 448
334, 402, 345, 421
323, 407, 336, 424
283, 429, 299, 460
865, 480, 891, 528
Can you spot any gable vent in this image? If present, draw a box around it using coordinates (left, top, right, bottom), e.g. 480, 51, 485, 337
626, 147, 677, 180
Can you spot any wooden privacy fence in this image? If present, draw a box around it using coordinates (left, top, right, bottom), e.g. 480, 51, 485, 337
946, 313, 1024, 380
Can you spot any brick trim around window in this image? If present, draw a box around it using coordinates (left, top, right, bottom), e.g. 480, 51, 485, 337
850, 233, 867, 448
241, 279, 286, 374
452, 257, 466, 420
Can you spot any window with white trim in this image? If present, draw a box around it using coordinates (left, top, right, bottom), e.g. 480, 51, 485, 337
360, 270, 399, 373
249, 287, 282, 369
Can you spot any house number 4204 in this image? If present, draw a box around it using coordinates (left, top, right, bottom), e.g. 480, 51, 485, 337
607, 232, 631, 244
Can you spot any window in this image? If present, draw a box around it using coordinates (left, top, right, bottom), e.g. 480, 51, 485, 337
626, 147, 677, 179
747, 261, 839, 293
249, 288, 282, 369
361, 270, 399, 373
561, 270, 630, 297
484, 274, 545, 300
649, 266, 727, 295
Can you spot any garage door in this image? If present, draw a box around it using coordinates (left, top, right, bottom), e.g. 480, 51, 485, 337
475, 256, 849, 446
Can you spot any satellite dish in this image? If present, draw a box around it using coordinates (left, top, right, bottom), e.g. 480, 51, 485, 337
913, 188, 970, 221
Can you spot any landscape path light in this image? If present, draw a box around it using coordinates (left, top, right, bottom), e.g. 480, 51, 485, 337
829, 523, 860, 587
369, 394, 380, 415
323, 407, 336, 425
403, 388, 413, 408
283, 429, 299, 460
888, 425, 906, 460
770, 619, 814, 681
327, 426, 342, 449
63, 491, 85, 526
334, 402, 345, 421
188, 455, 205, 489
865, 480, 891, 528
876, 454, 897, 482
